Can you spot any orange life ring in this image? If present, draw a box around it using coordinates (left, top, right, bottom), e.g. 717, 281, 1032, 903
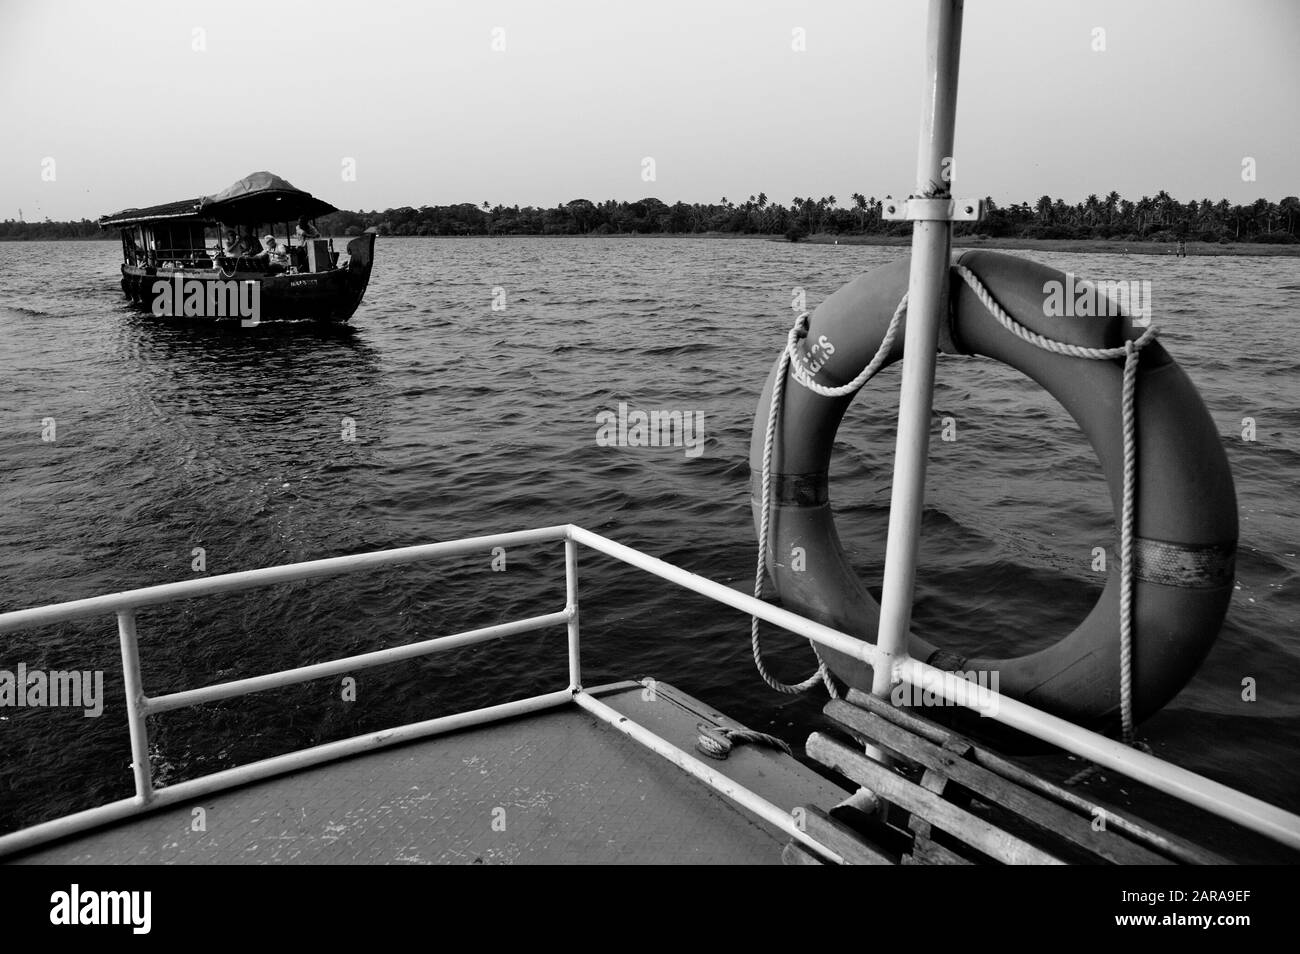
750, 250, 1237, 732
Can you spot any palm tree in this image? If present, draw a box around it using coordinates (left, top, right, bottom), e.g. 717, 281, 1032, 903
847, 194, 868, 231
1036, 195, 1053, 223
1252, 198, 1273, 234
1105, 191, 1120, 225
1214, 199, 1231, 235
1197, 198, 1214, 233
852, 192, 867, 231
1152, 190, 1174, 226
1280, 196, 1300, 235
1230, 204, 1245, 239
1084, 194, 1101, 226
1135, 196, 1153, 231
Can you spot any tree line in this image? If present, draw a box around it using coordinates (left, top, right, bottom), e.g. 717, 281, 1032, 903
4, 191, 1298, 243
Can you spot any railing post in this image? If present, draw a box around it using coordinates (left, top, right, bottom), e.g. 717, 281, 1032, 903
565, 535, 581, 693
116, 609, 154, 803
872, 0, 965, 698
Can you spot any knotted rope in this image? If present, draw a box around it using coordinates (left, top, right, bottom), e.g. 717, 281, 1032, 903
695, 723, 793, 760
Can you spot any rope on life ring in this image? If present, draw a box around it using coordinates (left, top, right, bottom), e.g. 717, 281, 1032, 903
751, 294, 908, 700
751, 265, 1159, 745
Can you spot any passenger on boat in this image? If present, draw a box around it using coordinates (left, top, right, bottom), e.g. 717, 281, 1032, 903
222, 229, 251, 256
259, 235, 291, 274
213, 229, 254, 272
294, 216, 320, 241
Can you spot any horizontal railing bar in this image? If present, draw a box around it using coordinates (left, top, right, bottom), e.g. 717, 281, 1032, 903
145, 609, 571, 715
574, 691, 842, 863
0, 795, 147, 861
0, 688, 576, 859
564, 524, 887, 672
0, 525, 569, 632
894, 658, 1300, 853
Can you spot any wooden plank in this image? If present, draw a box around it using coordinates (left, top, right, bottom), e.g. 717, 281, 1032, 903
781, 841, 825, 865
846, 688, 950, 742
825, 700, 1172, 866
909, 765, 956, 841
907, 837, 975, 866
806, 732, 1067, 865
801, 806, 894, 865
843, 688, 1227, 865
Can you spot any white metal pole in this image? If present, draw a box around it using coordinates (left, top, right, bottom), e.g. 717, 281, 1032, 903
0, 525, 571, 632
567, 525, 886, 670
116, 609, 154, 803
565, 535, 581, 692
145, 609, 570, 714
872, 0, 965, 697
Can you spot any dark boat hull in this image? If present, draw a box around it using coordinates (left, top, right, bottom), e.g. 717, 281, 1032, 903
120, 233, 376, 324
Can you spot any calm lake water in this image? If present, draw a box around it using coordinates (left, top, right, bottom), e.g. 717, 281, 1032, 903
1, 237, 1296, 857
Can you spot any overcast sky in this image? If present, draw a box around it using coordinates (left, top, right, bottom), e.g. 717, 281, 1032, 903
2, 0, 1296, 221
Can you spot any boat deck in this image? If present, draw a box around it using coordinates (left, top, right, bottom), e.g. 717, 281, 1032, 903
10, 681, 848, 865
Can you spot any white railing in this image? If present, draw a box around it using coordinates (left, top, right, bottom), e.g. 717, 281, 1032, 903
0, 524, 1297, 860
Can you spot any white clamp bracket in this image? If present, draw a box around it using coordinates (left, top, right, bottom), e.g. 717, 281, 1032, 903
879, 196, 986, 222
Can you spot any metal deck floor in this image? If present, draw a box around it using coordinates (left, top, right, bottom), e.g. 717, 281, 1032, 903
12, 681, 847, 865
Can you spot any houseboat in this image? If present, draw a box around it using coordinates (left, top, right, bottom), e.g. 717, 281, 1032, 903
99, 171, 376, 324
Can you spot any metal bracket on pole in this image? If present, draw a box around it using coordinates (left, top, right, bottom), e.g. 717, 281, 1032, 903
879, 196, 986, 222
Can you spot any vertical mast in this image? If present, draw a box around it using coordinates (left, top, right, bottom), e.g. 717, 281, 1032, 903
871, 0, 966, 697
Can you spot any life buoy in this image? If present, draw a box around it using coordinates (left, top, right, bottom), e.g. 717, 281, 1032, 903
749, 250, 1237, 732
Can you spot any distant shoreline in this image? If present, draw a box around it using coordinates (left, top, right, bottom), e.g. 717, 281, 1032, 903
794, 233, 1300, 257
5, 231, 1299, 257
